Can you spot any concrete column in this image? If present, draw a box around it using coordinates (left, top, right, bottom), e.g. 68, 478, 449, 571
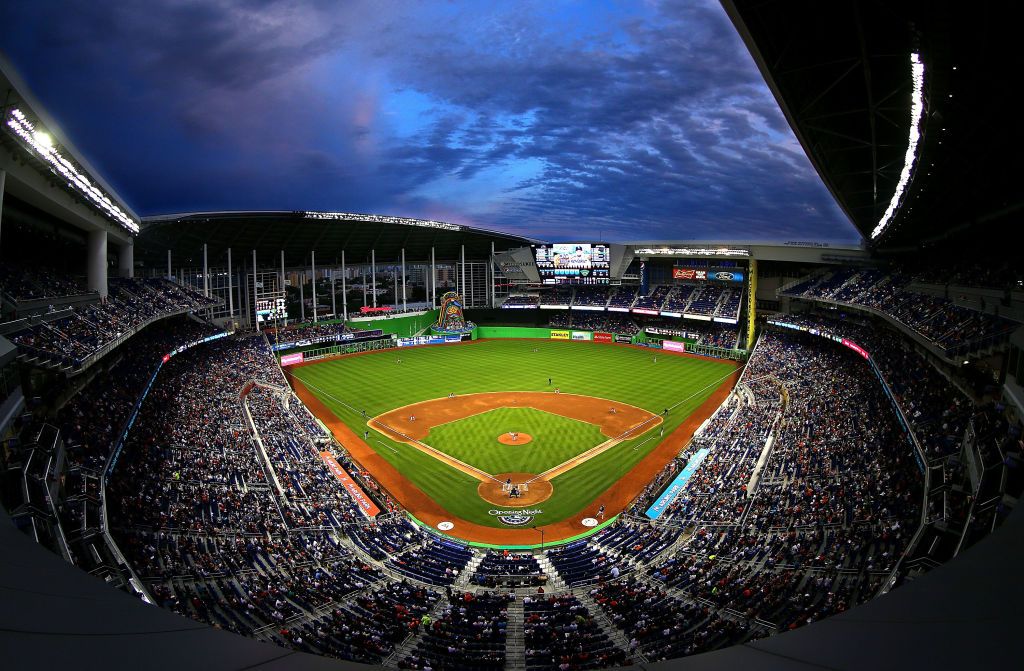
0, 169, 7, 254
252, 250, 259, 331
341, 250, 348, 321
167, 249, 172, 280
401, 248, 407, 312
371, 249, 377, 307
227, 247, 234, 320
330, 267, 336, 318
431, 246, 436, 306
202, 243, 209, 297
117, 240, 134, 279
87, 229, 108, 297
311, 250, 318, 323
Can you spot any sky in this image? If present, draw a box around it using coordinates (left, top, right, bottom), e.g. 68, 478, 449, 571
0, 0, 861, 243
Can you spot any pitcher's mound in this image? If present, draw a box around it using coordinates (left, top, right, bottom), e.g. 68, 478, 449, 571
498, 432, 533, 445
478, 472, 553, 506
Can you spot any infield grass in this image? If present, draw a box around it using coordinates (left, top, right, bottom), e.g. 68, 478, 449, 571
290, 339, 735, 528
425, 407, 608, 475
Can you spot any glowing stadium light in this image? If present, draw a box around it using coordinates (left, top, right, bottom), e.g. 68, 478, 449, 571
871, 53, 926, 240
304, 211, 461, 231
4, 108, 140, 234
634, 247, 749, 257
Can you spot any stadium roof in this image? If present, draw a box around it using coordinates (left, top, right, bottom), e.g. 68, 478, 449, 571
137, 211, 540, 268
723, 1, 1023, 251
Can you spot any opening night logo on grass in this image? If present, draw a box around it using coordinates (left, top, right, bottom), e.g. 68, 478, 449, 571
489, 509, 542, 526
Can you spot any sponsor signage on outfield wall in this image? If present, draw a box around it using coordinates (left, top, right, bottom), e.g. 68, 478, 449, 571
280, 352, 305, 366
571, 331, 591, 341
646, 448, 710, 519
397, 335, 462, 347
320, 451, 381, 517
550, 330, 571, 340
594, 332, 613, 343
661, 340, 686, 353
614, 334, 633, 344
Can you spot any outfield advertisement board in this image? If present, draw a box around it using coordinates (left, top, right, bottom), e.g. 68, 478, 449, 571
571, 331, 591, 341
661, 340, 686, 353
280, 352, 305, 366
593, 332, 613, 343
614, 334, 633, 344
550, 330, 571, 340
645, 448, 710, 519
397, 335, 463, 347
319, 451, 380, 517
270, 329, 384, 352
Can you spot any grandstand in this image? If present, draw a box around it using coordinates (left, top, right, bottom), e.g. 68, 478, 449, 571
1, 3, 1023, 671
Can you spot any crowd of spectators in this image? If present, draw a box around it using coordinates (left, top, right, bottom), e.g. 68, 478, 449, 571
266, 321, 354, 347
784, 267, 1017, 353
20, 261, 1014, 671
9, 277, 217, 368
0, 261, 93, 301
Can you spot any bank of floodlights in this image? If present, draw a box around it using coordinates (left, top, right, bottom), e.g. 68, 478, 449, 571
871, 53, 925, 240
5, 108, 140, 234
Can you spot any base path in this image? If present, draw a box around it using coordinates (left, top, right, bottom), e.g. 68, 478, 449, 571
286, 366, 740, 546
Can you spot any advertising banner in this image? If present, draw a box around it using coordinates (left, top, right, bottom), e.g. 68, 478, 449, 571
320, 452, 380, 517
662, 340, 686, 353
632, 308, 660, 316
841, 338, 870, 359
571, 331, 591, 341
280, 352, 305, 366
708, 270, 744, 282
593, 332, 613, 343
614, 334, 633, 344
645, 448, 710, 519
550, 330, 570, 340
672, 268, 706, 280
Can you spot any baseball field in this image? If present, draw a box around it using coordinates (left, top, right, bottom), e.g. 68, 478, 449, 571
287, 339, 737, 546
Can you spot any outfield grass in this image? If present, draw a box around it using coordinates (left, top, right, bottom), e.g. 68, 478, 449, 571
425, 407, 609, 475
291, 339, 734, 528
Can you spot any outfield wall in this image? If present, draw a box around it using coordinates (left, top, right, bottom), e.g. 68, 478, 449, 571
346, 309, 440, 337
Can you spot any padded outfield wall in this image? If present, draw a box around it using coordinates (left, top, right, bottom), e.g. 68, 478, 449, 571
345, 309, 440, 337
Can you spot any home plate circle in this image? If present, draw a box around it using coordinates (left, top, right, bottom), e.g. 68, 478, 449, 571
437, 521, 455, 531
581, 517, 599, 527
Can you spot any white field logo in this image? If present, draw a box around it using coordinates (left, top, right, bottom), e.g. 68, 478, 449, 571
489, 509, 542, 526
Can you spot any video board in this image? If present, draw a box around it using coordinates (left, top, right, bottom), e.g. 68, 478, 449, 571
533, 243, 610, 285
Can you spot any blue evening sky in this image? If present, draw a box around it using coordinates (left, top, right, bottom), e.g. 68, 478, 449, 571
0, 0, 861, 243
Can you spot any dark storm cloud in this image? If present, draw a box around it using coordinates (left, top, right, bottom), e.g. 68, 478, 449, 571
0, 0, 860, 242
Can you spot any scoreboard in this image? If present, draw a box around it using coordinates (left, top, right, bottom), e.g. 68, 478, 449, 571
533, 243, 610, 285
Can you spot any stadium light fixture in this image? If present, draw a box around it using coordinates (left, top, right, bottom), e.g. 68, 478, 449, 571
304, 211, 461, 232
871, 53, 925, 240
5, 108, 140, 234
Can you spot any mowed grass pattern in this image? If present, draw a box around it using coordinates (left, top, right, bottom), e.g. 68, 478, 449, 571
425, 407, 609, 475
291, 339, 734, 528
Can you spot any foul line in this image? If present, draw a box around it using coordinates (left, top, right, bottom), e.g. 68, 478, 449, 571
527, 365, 741, 483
